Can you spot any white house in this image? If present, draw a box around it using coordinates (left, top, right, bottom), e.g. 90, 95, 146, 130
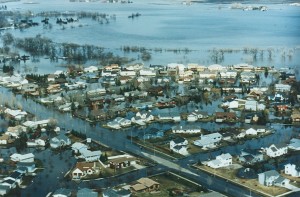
4, 108, 27, 120
131, 111, 154, 124
80, 149, 101, 162
284, 163, 300, 177
187, 110, 208, 122
193, 133, 222, 149
275, 84, 291, 92
139, 69, 156, 77
158, 112, 181, 122
288, 138, 300, 151
170, 137, 188, 155
245, 100, 258, 111
0, 134, 10, 145
258, 170, 289, 187
0, 185, 10, 196
199, 71, 217, 79
107, 117, 131, 129
71, 142, 88, 154
265, 144, 288, 158
206, 153, 232, 169
239, 149, 263, 164
245, 128, 257, 135
171, 125, 201, 134
170, 137, 188, 149
119, 70, 136, 76
207, 64, 226, 71
220, 70, 237, 78
10, 153, 34, 163
50, 134, 71, 149
52, 188, 71, 197
84, 66, 98, 73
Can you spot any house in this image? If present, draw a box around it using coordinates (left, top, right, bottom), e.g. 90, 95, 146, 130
219, 70, 237, 79
108, 155, 137, 169
139, 69, 156, 76
26, 136, 48, 147
170, 137, 188, 155
80, 149, 101, 162
0, 185, 10, 196
240, 71, 256, 84
130, 177, 160, 192
131, 111, 154, 124
0, 179, 16, 189
265, 144, 288, 158
84, 65, 98, 73
52, 188, 71, 197
171, 125, 201, 134
119, 70, 136, 77
5, 125, 27, 138
245, 128, 258, 135
72, 162, 99, 179
4, 171, 24, 186
206, 153, 232, 169
193, 133, 222, 149
199, 71, 217, 79
23, 119, 50, 129
77, 188, 98, 197
239, 149, 263, 165
288, 138, 300, 151
284, 163, 300, 177
187, 63, 206, 72
258, 170, 289, 187
291, 109, 300, 123
16, 162, 36, 173
170, 137, 188, 149
10, 153, 34, 163
275, 84, 291, 92
171, 145, 189, 155
107, 117, 131, 129
187, 110, 208, 122
233, 63, 254, 71
245, 100, 258, 111
208, 64, 226, 72
0, 134, 13, 145
4, 108, 27, 120
158, 112, 181, 122
102, 188, 131, 197
139, 128, 164, 140
215, 112, 236, 122
50, 134, 71, 149
71, 142, 88, 154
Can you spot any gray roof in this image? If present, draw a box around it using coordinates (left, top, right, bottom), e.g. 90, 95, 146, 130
260, 170, 279, 178
53, 188, 71, 196
102, 188, 131, 197
77, 188, 97, 197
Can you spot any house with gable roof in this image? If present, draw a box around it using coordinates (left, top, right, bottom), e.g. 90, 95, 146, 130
72, 162, 99, 180
170, 137, 188, 155
288, 138, 300, 150
265, 144, 288, 158
206, 153, 232, 169
50, 134, 71, 149
193, 133, 222, 149
258, 170, 289, 187
77, 188, 98, 197
284, 163, 300, 177
130, 177, 160, 193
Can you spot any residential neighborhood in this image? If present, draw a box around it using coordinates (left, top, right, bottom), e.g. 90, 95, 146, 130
0, 2, 300, 196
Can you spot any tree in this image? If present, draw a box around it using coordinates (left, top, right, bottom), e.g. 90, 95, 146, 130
2, 33, 14, 46
15, 132, 28, 152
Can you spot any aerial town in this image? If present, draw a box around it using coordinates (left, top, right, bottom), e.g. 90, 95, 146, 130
0, 0, 300, 197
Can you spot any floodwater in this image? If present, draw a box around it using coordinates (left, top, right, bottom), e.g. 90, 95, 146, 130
1, 0, 300, 74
